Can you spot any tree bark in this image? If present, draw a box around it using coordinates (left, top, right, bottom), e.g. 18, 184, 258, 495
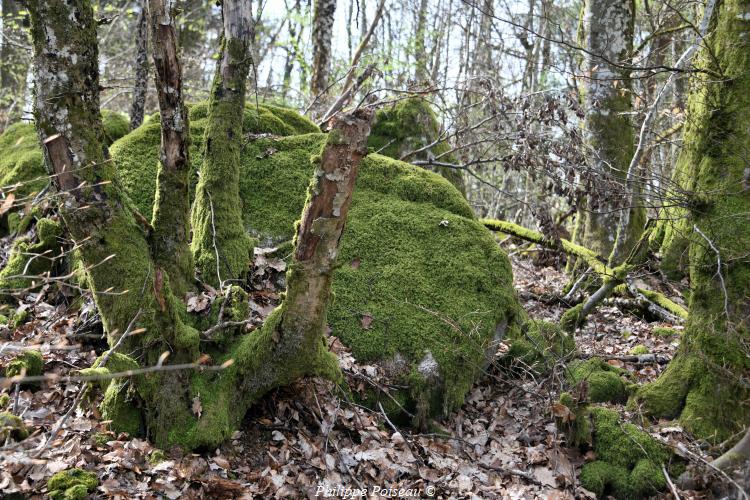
634, 0, 750, 443
579, 0, 644, 264
310, 0, 337, 99
147, 0, 193, 297
191, 0, 255, 288
413, 0, 429, 82
129, 0, 149, 130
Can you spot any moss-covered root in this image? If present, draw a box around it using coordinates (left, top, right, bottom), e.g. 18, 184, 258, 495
0, 411, 29, 442
5, 349, 44, 389
0, 218, 63, 294
47, 468, 99, 500
556, 401, 671, 499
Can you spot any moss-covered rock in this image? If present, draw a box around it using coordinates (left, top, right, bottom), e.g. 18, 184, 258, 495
557, 402, 670, 499
628, 344, 649, 355
560, 303, 584, 332
368, 98, 465, 194
0, 218, 63, 293
0, 112, 131, 235
110, 104, 522, 425
568, 358, 628, 404
0, 411, 28, 442
47, 468, 98, 500
5, 349, 44, 379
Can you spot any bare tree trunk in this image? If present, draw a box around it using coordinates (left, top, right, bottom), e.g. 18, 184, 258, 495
310, 0, 336, 99
129, 0, 149, 130
191, 0, 255, 288
147, 0, 193, 297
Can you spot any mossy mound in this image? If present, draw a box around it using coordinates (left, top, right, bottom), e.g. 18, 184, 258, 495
47, 468, 99, 500
0, 411, 28, 442
567, 358, 628, 404
368, 98, 465, 194
557, 401, 670, 499
5, 349, 44, 378
111, 105, 522, 423
0, 111, 129, 204
0, 218, 63, 293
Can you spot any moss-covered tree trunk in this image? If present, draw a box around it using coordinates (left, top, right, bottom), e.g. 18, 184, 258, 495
633, 0, 750, 442
147, 0, 193, 297
190, 0, 255, 287
578, 0, 645, 263
129, 0, 149, 130
310, 0, 336, 100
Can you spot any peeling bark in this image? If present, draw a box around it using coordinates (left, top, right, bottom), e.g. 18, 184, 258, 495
147, 0, 193, 297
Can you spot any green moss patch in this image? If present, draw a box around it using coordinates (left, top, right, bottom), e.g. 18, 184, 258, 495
368, 97, 464, 193
0, 411, 28, 442
0, 218, 63, 293
5, 349, 44, 384
47, 468, 99, 500
505, 320, 575, 370
111, 105, 521, 425
568, 358, 628, 404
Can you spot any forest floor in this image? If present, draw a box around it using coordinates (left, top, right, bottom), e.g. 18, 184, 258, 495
0, 238, 728, 499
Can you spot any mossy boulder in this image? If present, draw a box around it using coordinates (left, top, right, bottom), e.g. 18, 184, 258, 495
0, 218, 63, 293
368, 98, 465, 194
47, 468, 99, 500
5, 349, 44, 378
0, 411, 28, 442
110, 103, 522, 423
0, 111, 129, 235
568, 358, 628, 404
557, 401, 670, 499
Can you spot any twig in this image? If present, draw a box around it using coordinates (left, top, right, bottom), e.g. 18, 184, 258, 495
663, 464, 682, 500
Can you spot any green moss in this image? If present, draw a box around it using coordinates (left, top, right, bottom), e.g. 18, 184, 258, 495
0, 218, 63, 293
635, 0, 750, 443
92, 432, 111, 447
0, 393, 9, 409
10, 308, 28, 328
505, 320, 575, 370
47, 468, 98, 500
5, 349, 44, 379
652, 326, 677, 337
629, 345, 649, 355
368, 97, 465, 194
0, 411, 28, 442
85, 352, 143, 437
568, 358, 628, 404
101, 110, 130, 145
148, 449, 167, 465
638, 288, 688, 320
560, 303, 585, 332
111, 114, 520, 429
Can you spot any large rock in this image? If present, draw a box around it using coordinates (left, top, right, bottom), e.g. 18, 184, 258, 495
111, 102, 523, 421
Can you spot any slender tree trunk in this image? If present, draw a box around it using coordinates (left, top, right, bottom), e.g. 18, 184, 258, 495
129, 0, 149, 130
413, 0, 429, 82
310, 0, 336, 99
147, 0, 193, 297
579, 0, 643, 263
634, 0, 750, 443
191, 0, 255, 288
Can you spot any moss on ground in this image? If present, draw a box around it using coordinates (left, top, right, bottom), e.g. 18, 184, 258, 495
629, 344, 649, 355
110, 107, 522, 428
557, 400, 670, 499
0, 218, 63, 293
0, 411, 28, 442
652, 326, 677, 337
504, 320, 575, 370
5, 350, 44, 389
368, 97, 465, 194
567, 358, 628, 404
47, 468, 99, 500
